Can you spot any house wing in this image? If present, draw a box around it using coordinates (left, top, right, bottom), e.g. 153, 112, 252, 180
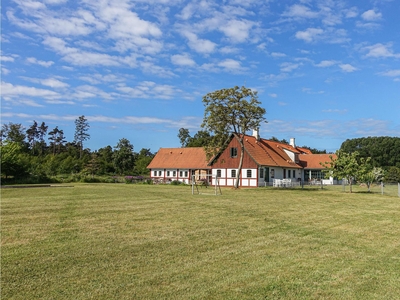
147, 147, 210, 169
299, 154, 337, 169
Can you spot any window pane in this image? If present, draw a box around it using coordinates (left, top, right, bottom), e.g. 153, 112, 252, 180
231, 169, 236, 177
247, 170, 252, 178
217, 170, 221, 177
260, 168, 264, 178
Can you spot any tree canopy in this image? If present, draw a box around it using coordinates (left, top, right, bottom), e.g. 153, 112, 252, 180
340, 136, 400, 168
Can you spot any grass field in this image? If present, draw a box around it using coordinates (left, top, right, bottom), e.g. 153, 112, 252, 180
2, 184, 400, 299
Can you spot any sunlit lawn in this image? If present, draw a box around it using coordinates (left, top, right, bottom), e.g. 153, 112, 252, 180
2, 184, 400, 299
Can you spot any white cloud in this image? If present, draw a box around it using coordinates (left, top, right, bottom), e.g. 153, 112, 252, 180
268, 93, 277, 98
295, 28, 324, 43
219, 19, 255, 43
116, 81, 180, 100
315, 60, 337, 67
181, 31, 217, 54
280, 62, 300, 73
26, 57, 54, 67
361, 43, 400, 58
1, 81, 60, 99
339, 64, 357, 72
344, 7, 358, 18
270, 52, 286, 58
361, 9, 382, 21
1, 56, 15, 62
282, 4, 319, 19
171, 54, 196, 67
378, 70, 400, 77
218, 59, 244, 71
295, 27, 349, 44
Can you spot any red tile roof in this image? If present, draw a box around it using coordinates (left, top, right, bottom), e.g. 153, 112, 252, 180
299, 154, 337, 169
147, 147, 211, 169
241, 134, 303, 169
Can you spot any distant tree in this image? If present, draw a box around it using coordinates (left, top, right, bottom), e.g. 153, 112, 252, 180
113, 138, 135, 175
97, 146, 115, 174
178, 128, 191, 147
202, 86, 267, 188
38, 122, 48, 155
385, 166, 400, 183
358, 167, 385, 192
133, 148, 154, 175
188, 130, 213, 147
26, 121, 39, 154
341, 137, 400, 168
84, 153, 100, 178
48, 127, 67, 155
0, 142, 27, 179
178, 128, 213, 148
321, 150, 370, 193
74, 115, 90, 159
270, 137, 289, 144
300, 146, 327, 154
1, 122, 26, 148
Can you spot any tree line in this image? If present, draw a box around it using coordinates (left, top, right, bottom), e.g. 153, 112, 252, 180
1, 116, 154, 184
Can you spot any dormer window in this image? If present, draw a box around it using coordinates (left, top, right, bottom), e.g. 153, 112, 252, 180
230, 147, 238, 158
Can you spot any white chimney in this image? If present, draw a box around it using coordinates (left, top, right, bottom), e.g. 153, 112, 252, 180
290, 138, 296, 148
252, 128, 260, 141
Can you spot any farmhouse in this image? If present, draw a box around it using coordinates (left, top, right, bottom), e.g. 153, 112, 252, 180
147, 130, 336, 187
146, 147, 211, 184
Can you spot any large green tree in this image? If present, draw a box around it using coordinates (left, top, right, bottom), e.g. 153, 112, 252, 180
202, 86, 266, 188
74, 115, 90, 159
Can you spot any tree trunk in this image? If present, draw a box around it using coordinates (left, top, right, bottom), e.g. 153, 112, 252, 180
234, 139, 245, 189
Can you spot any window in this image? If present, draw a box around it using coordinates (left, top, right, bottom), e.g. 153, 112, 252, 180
230, 147, 238, 158
270, 169, 275, 178
179, 171, 183, 177
247, 170, 252, 178
231, 169, 236, 178
173, 171, 176, 176
158, 171, 162, 176
288, 170, 291, 178
154, 171, 157, 176
167, 171, 170, 176
293, 170, 296, 178
184, 171, 188, 177
216, 170, 221, 178
260, 168, 264, 178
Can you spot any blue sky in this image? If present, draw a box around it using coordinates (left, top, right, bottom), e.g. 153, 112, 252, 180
1, 0, 399, 153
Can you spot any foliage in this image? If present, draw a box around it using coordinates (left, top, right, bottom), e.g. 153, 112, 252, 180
340, 136, 400, 168
0, 121, 154, 185
74, 115, 90, 159
358, 167, 385, 192
112, 138, 135, 175
0, 142, 28, 179
177, 128, 213, 148
202, 86, 266, 188
321, 150, 371, 193
385, 166, 400, 183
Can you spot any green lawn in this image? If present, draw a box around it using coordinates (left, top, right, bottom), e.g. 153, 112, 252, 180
2, 184, 400, 299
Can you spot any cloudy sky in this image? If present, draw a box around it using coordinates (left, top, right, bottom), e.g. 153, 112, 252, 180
1, 0, 399, 153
